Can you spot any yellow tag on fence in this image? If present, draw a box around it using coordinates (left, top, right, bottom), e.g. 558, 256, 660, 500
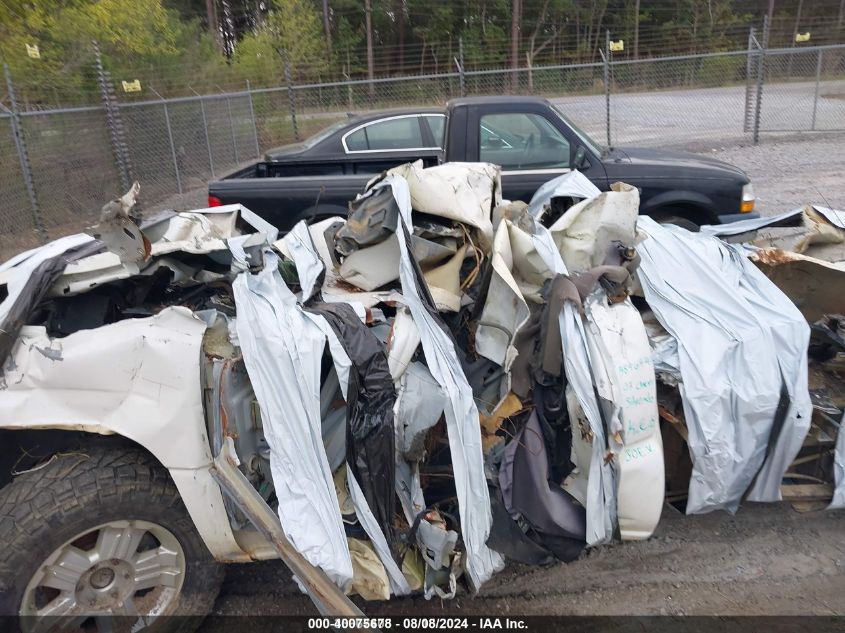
609, 40, 625, 52
26, 44, 40, 59
122, 80, 142, 93
795, 32, 811, 43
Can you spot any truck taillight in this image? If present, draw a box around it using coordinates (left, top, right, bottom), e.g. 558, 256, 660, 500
208, 195, 222, 207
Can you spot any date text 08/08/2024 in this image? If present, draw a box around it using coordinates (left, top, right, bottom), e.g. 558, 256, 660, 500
307, 618, 529, 630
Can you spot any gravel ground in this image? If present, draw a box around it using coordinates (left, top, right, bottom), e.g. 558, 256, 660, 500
208, 133, 845, 618
702, 134, 845, 216
211, 503, 845, 619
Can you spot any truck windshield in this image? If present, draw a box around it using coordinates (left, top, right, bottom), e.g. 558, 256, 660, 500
551, 105, 604, 157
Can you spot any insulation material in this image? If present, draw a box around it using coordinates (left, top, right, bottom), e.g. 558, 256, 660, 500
372, 174, 504, 591
636, 217, 812, 514
232, 252, 353, 589
346, 467, 412, 596
422, 245, 468, 312
347, 538, 390, 601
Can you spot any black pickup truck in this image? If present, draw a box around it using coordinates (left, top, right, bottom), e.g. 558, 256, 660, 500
208, 96, 757, 230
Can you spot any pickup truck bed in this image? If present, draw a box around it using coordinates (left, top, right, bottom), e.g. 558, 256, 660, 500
209, 96, 757, 230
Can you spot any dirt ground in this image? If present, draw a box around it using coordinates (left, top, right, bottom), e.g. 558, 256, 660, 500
209, 134, 845, 618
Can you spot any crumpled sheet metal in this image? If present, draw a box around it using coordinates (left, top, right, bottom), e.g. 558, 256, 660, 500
370, 174, 504, 591
386, 160, 500, 250
232, 251, 353, 589
828, 412, 845, 510
549, 182, 640, 273
700, 204, 845, 238
0, 307, 212, 470
636, 217, 812, 514
526, 169, 602, 218
475, 220, 530, 369
0, 234, 95, 326
145, 204, 279, 256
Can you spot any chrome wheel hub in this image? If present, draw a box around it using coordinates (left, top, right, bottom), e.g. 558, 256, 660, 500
20, 520, 186, 632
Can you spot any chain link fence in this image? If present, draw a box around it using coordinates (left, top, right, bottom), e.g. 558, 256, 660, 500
1, 39, 844, 260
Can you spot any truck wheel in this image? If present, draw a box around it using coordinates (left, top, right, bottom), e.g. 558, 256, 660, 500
0, 446, 225, 632
652, 210, 701, 232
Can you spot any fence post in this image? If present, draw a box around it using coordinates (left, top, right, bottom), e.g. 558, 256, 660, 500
811, 49, 823, 131
246, 80, 261, 157
283, 49, 300, 142
225, 96, 240, 164
93, 40, 132, 193
743, 27, 756, 133
3, 64, 47, 243
152, 88, 182, 195
458, 37, 466, 98
191, 89, 215, 178
752, 15, 769, 145
603, 30, 612, 148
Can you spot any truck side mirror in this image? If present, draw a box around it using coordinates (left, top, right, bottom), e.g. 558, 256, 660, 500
574, 145, 589, 170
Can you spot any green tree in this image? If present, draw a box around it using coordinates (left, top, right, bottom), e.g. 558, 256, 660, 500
233, 0, 329, 81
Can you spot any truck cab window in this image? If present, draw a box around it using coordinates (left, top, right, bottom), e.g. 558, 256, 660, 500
479, 113, 570, 170
423, 115, 446, 148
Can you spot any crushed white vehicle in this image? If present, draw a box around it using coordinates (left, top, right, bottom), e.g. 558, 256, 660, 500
0, 169, 843, 632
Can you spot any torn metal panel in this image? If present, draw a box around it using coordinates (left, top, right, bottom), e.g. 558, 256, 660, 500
0, 234, 95, 326
548, 182, 640, 273
642, 310, 681, 387
232, 252, 353, 589
1, 307, 210, 468
144, 203, 278, 254
386, 161, 500, 250
526, 170, 602, 219
750, 248, 845, 322
386, 307, 420, 380
339, 235, 402, 292
475, 221, 530, 370
396, 361, 444, 461
636, 217, 811, 513
372, 174, 504, 591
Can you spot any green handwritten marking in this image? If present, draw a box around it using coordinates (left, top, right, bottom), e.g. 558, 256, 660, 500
623, 442, 655, 463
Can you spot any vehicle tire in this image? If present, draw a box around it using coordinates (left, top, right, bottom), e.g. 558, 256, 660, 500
652, 211, 701, 232
0, 446, 225, 633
